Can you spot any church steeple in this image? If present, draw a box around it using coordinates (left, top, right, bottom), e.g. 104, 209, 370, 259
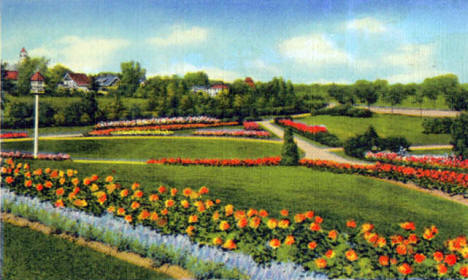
20, 47, 28, 62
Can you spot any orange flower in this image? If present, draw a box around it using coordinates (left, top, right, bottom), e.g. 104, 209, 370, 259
120, 189, 129, 198
170, 188, 178, 196
160, 208, 168, 215
305, 211, 314, 219
59, 177, 66, 185
165, 199, 175, 208
212, 237, 223, 245
346, 219, 357, 228
308, 241, 317, 250
205, 200, 214, 208
379, 255, 389, 266
212, 211, 220, 221
50, 170, 58, 178
345, 249, 358, 261
55, 199, 64, 208
376, 237, 387, 248
400, 221, 416, 231
105, 183, 117, 194
149, 194, 159, 202
150, 212, 159, 221
97, 193, 107, 204
315, 216, 323, 224
284, 235, 295, 245
105, 175, 113, 182
219, 221, 230, 231
247, 208, 258, 217
258, 209, 269, 217
124, 215, 133, 223
72, 187, 80, 194
444, 254, 457, 266
183, 188, 192, 196
181, 200, 190, 208
325, 249, 335, 258
361, 223, 374, 233
237, 218, 248, 228
222, 239, 236, 250
433, 251, 444, 262
294, 213, 306, 223
328, 230, 338, 240
280, 209, 289, 217
131, 182, 140, 190
133, 190, 143, 198
437, 264, 448, 276
398, 263, 413, 275
44, 181, 53, 188
267, 218, 278, 229
396, 244, 407, 255
107, 206, 115, 213
249, 217, 261, 229
188, 215, 198, 223
309, 222, 321, 231
73, 199, 88, 207
24, 180, 32, 187
33, 168, 42, 176
391, 235, 404, 245
56, 187, 65, 196
414, 253, 426, 263
199, 186, 209, 195
215, 199, 221, 204
225, 204, 234, 216
269, 239, 281, 249
117, 207, 126, 216
186, 225, 195, 236
158, 185, 167, 193
407, 234, 418, 244
67, 169, 74, 177
130, 201, 141, 210
234, 210, 246, 220
315, 258, 327, 269
460, 266, 468, 278
278, 219, 290, 229
90, 174, 99, 181
5, 176, 14, 184
83, 178, 91, 185
138, 210, 150, 220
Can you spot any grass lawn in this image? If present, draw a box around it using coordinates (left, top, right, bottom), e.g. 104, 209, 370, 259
5, 125, 94, 136
23, 160, 468, 242
299, 114, 451, 145
409, 148, 453, 155
2, 222, 171, 280
365, 94, 450, 110
1, 138, 282, 160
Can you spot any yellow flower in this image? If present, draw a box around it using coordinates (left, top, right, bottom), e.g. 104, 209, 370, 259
73, 199, 88, 207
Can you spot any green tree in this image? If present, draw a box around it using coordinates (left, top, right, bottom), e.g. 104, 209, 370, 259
17, 57, 49, 95
183, 71, 209, 88
105, 94, 128, 120
45, 64, 71, 94
383, 83, 406, 113
422, 74, 459, 109
81, 92, 99, 123
451, 112, 468, 159
119, 61, 146, 97
280, 127, 299, 166
328, 84, 354, 105
353, 80, 378, 109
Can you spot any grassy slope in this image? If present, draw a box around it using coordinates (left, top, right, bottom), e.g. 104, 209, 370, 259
409, 148, 453, 155
2, 138, 282, 160
2, 223, 171, 280
25, 160, 468, 241
299, 114, 451, 145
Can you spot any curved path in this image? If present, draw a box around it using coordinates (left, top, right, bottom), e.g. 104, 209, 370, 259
258, 121, 367, 164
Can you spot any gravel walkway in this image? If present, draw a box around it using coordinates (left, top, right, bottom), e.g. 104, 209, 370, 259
360, 106, 460, 117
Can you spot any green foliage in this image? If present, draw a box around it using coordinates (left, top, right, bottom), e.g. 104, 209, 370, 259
183, 71, 209, 88
353, 80, 379, 108
312, 104, 372, 118
118, 61, 146, 97
422, 117, 454, 134
327, 84, 354, 105
280, 128, 299, 166
45, 64, 71, 94
16, 57, 49, 95
450, 112, 468, 159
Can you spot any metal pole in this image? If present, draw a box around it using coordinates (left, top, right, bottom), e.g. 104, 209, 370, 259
34, 94, 39, 158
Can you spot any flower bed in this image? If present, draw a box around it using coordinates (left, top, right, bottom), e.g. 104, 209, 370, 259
95, 116, 222, 129
89, 122, 239, 136
299, 159, 468, 196
275, 119, 342, 147
366, 152, 468, 172
147, 157, 281, 166
0, 132, 28, 139
2, 158, 467, 279
243, 122, 261, 130
0, 151, 70, 161
109, 130, 174, 136
193, 130, 271, 138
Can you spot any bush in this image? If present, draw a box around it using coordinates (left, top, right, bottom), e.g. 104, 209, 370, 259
451, 113, 468, 159
311, 104, 373, 118
280, 128, 299, 166
422, 117, 453, 134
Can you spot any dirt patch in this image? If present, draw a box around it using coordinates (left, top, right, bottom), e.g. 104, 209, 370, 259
1, 212, 194, 280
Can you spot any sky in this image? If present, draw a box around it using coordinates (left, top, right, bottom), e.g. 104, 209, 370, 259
2, 0, 468, 84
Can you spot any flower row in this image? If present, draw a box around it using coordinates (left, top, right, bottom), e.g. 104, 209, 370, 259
109, 130, 174, 136
95, 116, 222, 129
193, 130, 271, 138
0, 132, 28, 139
275, 119, 342, 147
365, 151, 468, 172
2, 158, 467, 279
147, 157, 281, 166
88, 122, 239, 136
277, 119, 328, 134
0, 151, 71, 161
243, 122, 261, 130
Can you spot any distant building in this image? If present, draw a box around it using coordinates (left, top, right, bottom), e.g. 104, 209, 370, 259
190, 85, 210, 94
95, 74, 120, 91
3, 70, 18, 81
60, 72, 90, 91
207, 84, 229, 96
19, 48, 28, 63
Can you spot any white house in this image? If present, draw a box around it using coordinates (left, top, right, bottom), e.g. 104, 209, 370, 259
60, 72, 90, 91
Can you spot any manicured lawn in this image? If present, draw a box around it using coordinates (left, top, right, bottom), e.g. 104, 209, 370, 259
2, 138, 282, 160
2, 223, 171, 280
365, 94, 449, 110
299, 114, 451, 145
6, 125, 93, 136
24, 160, 468, 242
409, 148, 453, 155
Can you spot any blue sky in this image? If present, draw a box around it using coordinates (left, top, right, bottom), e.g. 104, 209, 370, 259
2, 0, 468, 83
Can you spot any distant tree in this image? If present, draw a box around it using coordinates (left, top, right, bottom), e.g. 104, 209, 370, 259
383, 83, 406, 113
183, 71, 209, 88
81, 92, 99, 123
328, 84, 354, 105
373, 79, 389, 100
45, 64, 71, 94
451, 112, 468, 159
17, 57, 49, 95
422, 74, 459, 109
280, 128, 299, 166
105, 94, 127, 120
353, 80, 378, 109
119, 61, 146, 97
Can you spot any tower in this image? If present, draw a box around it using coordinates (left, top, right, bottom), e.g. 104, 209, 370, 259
20, 47, 28, 62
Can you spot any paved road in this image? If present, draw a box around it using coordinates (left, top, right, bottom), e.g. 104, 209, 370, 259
358, 106, 460, 117
259, 121, 367, 164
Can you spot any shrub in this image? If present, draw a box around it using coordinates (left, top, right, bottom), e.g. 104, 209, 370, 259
280, 128, 299, 166
451, 112, 468, 159
311, 104, 372, 118
422, 117, 453, 134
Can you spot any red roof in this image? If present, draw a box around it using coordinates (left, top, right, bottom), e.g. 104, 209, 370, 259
67, 73, 90, 86
31, 72, 45, 81
211, 84, 229, 89
5, 71, 18, 80
21, 47, 27, 53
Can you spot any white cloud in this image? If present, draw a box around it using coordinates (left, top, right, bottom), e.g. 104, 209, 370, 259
383, 43, 446, 83
346, 17, 386, 33
279, 33, 350, 65
147, 26, 208, 47
30, 36, 130, 72
244, 59, 280, 74
151, 63, 240, 82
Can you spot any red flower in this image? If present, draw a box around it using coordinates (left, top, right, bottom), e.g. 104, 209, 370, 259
379, 256, 389, 266
400, 221, 416, 231
414, 253, 426, 263
433, 251, 444, 262
444, 254, 457, 266
398, 263, 413, 275
346, 219, 357, 228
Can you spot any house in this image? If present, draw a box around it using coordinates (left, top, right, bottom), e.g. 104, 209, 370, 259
60, 72, 90, 91
207, 84, 229, 96
3, 70, 18, 81
190, 85, 210, 94
95, 74, 120, 91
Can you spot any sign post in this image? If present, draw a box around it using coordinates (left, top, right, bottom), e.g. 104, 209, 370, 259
30, 72, 45, 159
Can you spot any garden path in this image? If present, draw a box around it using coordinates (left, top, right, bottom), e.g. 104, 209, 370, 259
258, 121, 367, 164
